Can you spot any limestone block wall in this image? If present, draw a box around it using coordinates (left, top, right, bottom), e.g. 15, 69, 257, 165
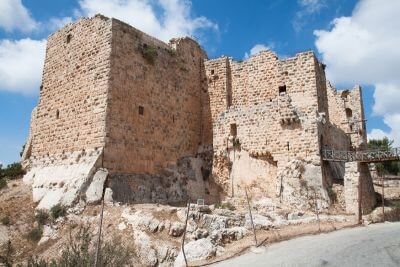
326, 82, 367, 149
21, 107, 37, 166
205, 51, 326, 199
104, 19, 208, 174
344, 162, 377, 214
30, 15, 111, 161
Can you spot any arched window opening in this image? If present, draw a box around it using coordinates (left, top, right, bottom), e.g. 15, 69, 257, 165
345, 108, 352, 119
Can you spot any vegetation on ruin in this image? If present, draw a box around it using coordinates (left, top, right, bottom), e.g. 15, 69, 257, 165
0, 241, 13, 267
215, 202, 236, 211
21, 225, 133, 267
26, 227, 43, 242
0, 162, 25, 190
1, 216, 10, 226
35, 210, 50, 226
141, 45, 158, 64
368, 137, 400, 176
327, 187, 337, 203
50, 204, 67, 220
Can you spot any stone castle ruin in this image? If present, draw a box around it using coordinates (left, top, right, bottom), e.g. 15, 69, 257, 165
21, 15, 376, 214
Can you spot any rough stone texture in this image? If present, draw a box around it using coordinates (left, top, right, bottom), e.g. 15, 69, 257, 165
174, 238, 217, 267
344, 162, 376, 214
0, 225, 9, 247
23, 14, 375, 213
85, 168, 108, 204
103, 187, 114, 204
23, 149, 102, 209
38, 225, 57, 245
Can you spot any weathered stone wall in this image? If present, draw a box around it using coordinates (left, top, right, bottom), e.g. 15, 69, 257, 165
205, 51, 326, 201
344, 162, 376, 214
326, 82, 367, 149
22, 14, 376, 211
22, 16, 113, 209
31, 16, 111, 160
104, 19, 209, 175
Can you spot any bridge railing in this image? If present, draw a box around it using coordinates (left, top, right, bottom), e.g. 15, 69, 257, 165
322, 148, 400, 162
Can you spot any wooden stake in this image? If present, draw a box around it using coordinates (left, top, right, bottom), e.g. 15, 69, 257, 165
382, 175, 385, 221
314, 189, 321, 233
245, 187, 257, 247
94, 197, 105, 267
182, 200, 191, 267
358, 174, 362, 224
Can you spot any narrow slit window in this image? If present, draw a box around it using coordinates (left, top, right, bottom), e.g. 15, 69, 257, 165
230, 123, 237, 136
211, 69, 215, 75
139, 106, 144, 115
227, 94, 232, 107
56, 109, 60, 119
66, 34, 72, 44
279, 85, 287, 94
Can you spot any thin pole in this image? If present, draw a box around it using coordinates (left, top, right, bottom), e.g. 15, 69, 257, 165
245, 187, 257, 247
182, 200, 191, 267
94, 197, 105, 267
358, 174, 362, 224
382, 175, 385, 221
314, 189, 321, 233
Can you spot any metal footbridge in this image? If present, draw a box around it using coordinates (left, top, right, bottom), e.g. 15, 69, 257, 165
321, 148, 400, 163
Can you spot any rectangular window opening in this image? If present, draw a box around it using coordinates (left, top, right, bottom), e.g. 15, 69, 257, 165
230, 123, 237, 136
279, 85, 287, 94
139, 105, 144, 115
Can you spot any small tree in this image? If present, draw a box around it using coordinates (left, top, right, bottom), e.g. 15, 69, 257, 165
368, 137, 400, 176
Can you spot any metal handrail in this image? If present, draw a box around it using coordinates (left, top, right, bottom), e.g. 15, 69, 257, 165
321, 148, 400, 162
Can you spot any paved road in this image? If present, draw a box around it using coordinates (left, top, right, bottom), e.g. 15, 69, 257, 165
214, 222, 400, 267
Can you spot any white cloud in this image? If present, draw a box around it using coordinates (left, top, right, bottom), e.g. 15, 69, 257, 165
78, 0, 218, 42
48, 17, 73, 32
244, 43, 274, 59
0, 0, 216, 95
314, 0, 400, 146
293, 0, 326, 32
368, 128, 389, 142
299, 0, 325, 13
0, 0, 39, 32
0, 39, 47, 95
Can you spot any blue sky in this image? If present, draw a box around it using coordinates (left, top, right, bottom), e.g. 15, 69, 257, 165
0, 0, 399, 165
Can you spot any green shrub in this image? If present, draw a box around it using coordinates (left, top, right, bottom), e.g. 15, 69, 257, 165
215, 202, 236, 211
26, 227, 43, 242
50, 204, 66, 220
23, 225, 133, 266
141, 45, 158, 64
0, 178, 6, 190
0, 162, 25, 180
327, 187, 337, 203
0, 240, 13, 267
35, 210, 49, 226
1, 216, 10, 226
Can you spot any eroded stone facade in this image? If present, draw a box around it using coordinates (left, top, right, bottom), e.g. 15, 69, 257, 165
22, 15, 376, 213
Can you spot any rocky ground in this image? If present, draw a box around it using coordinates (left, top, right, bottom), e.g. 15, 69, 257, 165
0, 180, 399, 266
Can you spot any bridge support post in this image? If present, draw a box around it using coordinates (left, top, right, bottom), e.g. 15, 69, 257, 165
344, 162, 376, 216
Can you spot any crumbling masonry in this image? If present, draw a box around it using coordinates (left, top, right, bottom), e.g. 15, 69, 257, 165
22, 15, 376, 214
